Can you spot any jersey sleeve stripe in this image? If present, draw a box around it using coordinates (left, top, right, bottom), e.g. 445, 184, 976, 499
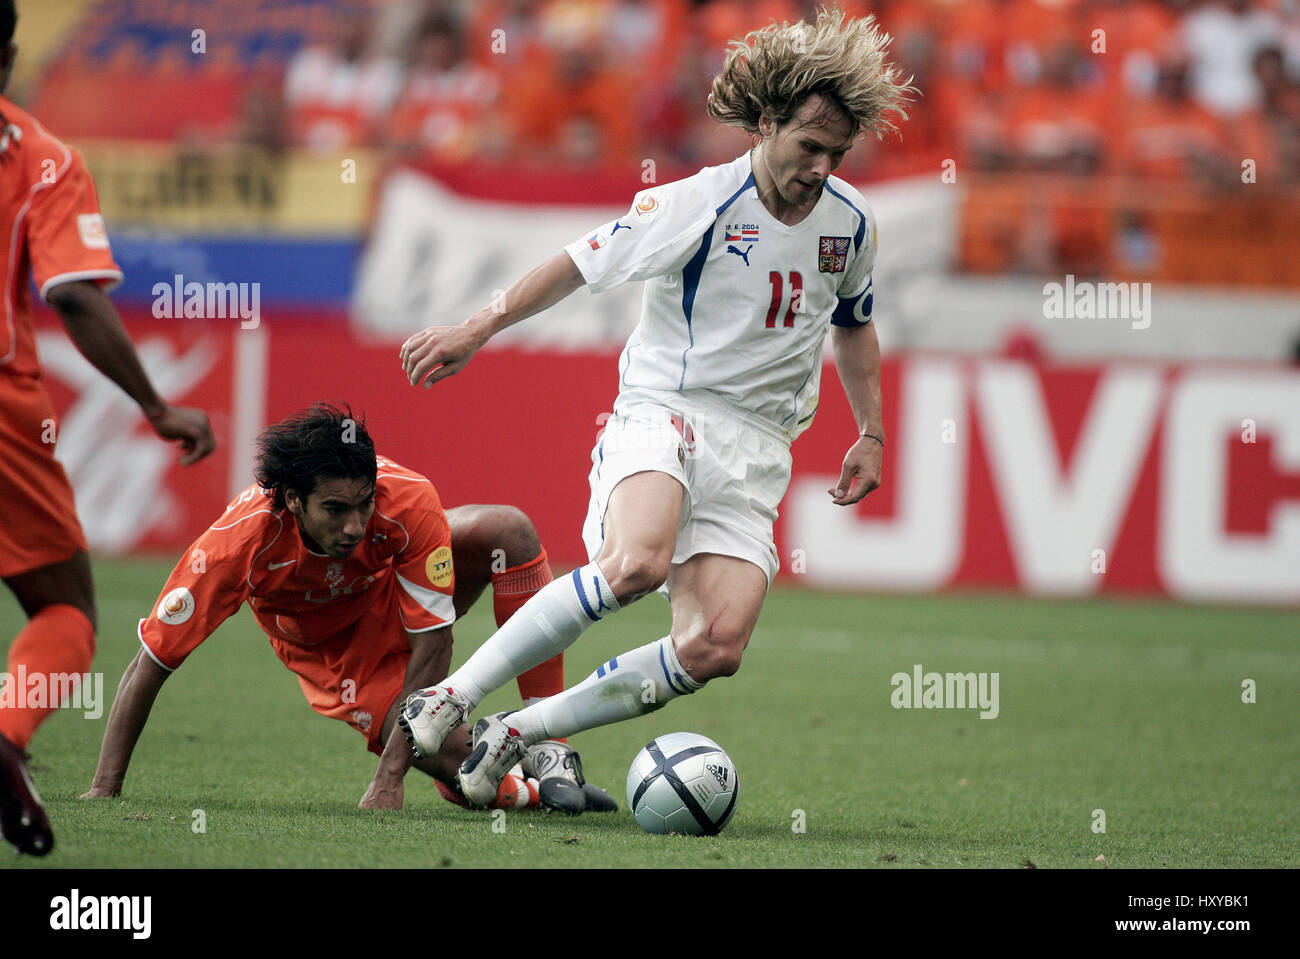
824, 181, 868, 253
373, 507, 411, 553
244, 513, 285, 591
136, 619, 176, 673
679, 171, 756, 389
39, 269, 125, 302
395, 572, 456, 625
403, 620, 452, 634
374, 472, 432, 484
211, 508, 274, 531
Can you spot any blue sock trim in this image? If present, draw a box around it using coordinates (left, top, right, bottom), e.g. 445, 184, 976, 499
658, 642, 692, 695
571, 568, 598, 622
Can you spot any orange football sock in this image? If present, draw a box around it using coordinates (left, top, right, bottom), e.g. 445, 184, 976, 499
0, 603, 95, 749
493, 548, 566, 738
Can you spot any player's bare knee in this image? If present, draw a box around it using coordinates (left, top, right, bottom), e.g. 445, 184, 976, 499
677, 620, 749, 681
681, 640, 744, 682
483, 504, 541, 566
452, 504, 540, 569
603, 549, 670, 600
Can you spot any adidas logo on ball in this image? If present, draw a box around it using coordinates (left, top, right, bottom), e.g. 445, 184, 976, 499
626, 732, 739, 836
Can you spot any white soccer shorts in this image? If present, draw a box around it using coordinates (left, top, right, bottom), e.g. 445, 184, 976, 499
580, 388, 792, 587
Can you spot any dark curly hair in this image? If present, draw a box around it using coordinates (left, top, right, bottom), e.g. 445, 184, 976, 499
254, 403, 377, 511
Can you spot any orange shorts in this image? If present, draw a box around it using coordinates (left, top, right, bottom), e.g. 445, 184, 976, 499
258, 573, 413, 755
0, 375, 88, 579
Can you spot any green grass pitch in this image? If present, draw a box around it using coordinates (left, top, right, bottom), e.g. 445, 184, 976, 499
1, 558, 1295, 869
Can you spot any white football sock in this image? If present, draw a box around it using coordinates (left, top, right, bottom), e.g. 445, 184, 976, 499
445, 562, 620, 708
512, 636, 703, 745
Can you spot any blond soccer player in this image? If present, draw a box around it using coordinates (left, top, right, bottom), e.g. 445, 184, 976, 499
397, 7, 912, 806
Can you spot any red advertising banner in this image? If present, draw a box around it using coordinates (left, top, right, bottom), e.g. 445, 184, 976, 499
32, 312, 1300, 605
33, 315, 237, 555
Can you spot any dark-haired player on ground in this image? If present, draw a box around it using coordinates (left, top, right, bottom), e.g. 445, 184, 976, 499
82, 404, 614, 814
0, 0, 215, 856
398, 7, 911, 805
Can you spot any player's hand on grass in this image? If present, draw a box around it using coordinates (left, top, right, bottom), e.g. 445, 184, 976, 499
400, 322, 485, 388
146, 404, 216, 465
828, 435, 883, 506
358, 776, 404, 810
79, 783, 121, 799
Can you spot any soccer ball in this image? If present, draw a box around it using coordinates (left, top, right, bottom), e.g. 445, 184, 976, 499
625, 732, 739, 836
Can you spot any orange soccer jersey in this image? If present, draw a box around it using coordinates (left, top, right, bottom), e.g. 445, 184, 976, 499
139, 457, 458, 751
0, 94, 124, 578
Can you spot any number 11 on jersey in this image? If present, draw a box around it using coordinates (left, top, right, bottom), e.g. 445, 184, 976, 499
764, 271, 803, 329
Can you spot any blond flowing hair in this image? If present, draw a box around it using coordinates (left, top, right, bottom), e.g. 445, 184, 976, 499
707, 5, 915, 140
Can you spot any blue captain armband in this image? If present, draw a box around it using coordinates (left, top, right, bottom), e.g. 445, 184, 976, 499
831, 278, 873, 327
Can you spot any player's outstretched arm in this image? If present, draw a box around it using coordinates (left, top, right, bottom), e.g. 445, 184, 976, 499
79, 648, 171, 798
358, 626, 455, 809
828, 321, 885, 506
400, 250, 586, 388
47, 279, 216, 465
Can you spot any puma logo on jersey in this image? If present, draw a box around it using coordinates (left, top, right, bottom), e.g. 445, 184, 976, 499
611, 220, 630, 235
726, 244, 753, 266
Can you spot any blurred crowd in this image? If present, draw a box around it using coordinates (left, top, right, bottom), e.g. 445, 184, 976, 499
263, 0, 1300, 187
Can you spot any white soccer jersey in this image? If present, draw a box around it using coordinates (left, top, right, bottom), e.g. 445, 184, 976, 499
564, 152, 876, 440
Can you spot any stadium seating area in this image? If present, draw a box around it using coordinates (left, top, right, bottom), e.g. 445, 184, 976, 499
22, 0, 1300, 286
29, 0, 1300, 182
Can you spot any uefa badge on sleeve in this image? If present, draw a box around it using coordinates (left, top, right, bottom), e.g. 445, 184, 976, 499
157, 587, 195, 625
818, 235, 849, 273
634, 193, 664, 221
